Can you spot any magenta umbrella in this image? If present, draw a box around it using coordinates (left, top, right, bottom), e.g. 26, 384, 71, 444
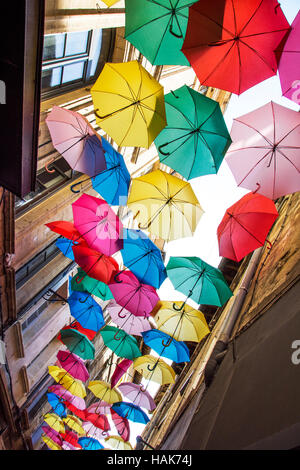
45, 106, 106, 177
276, 11, 300, 104
72, 193, 123, 256
226, 101, 300, 200
108, 300, 151, 337
86, 401, 112, 416
109, 271, 159, 317
110, 408, 130, 442
56, 350, 89, 382
110, 358, 133, 388
48, 385, 86, 410
117, 382, 156, 411
42, 424, 63, 446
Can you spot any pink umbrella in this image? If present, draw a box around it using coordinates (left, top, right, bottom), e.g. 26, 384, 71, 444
72, 193, 123, 256
48, 385, 86, 410
110, 409, 130, 442
45, 106, 106, 177
110, 358, 133, 388
87, 401, 112, 415
82, 421, 109, 440
109, 271, 159, 317
42, 424, 63, 446
62, 441, 81, 450
276, 11, 300, 104
108, 300, 151, 336
56, 350, 89, 382
226, 101, 300, 200
117, 382, 156, 411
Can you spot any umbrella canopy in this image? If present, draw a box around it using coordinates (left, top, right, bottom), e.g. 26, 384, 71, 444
182, 0, 290, 95
72, 193, 123, 256
61, 430, 82, 449
48, 385, 86, 410
217, 192, 278, 262
63, 415, 85, 436
59, 321, 96, 342
155, 85, 231, 180
62, 441, 81, 451
87, 401, 112, 415
42, 435, 62, 451
142, 329, 190, 363
119, 228, 167, 288
125, 0, 198, 66
166, 256, 233, 307
45, 106, 106, 177
108, 300, 151, 337
55, 237, 78, 261
45, 220, 86, 244
110, 408, 130, 442
42, 425, 63, 447
102, 0, 120, 6
276, 11, 300, 104
43, 413, 65, 434
109, 271, 159, 317
67, 291, 104, 332
48, 366, 86, 398
56, 350, 89, 382
105, 435, 133, 451
133, 355, 176, 385
59, 328, 95, 360
152, 300, 210, 342
85, 412, 110, 431
225, 101, 300, 200
78, 437, 104, 451
63, 401, 87, 421
117, 382, 156, 412
71, 267, 113, 302
110, 358, 133, 388
88, 380, 122, 404
112, 402, 150, 424
127, 169, 203, 241
100, 325, 142, 360
72, 244, 119, 285
91, 136, 131, 206
46, 392, 67, 418
91, 60, 166, 148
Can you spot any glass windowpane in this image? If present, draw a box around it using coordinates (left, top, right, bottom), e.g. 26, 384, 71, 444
65, 31, 89, 56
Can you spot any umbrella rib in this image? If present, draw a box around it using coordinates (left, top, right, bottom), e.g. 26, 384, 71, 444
107, 63, 137, 102
197, 41, 237, 86
232, 119, 273, 147
276, 148, 300, 172
236, 148, 274, 186
238, 37, 278, 74
239, 0, 264, 36
275, 123, 300, 147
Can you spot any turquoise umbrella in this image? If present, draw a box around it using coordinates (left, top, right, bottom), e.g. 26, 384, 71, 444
100, 325, 142, 360
60, 329, 95, 360
154, 85, 231, 180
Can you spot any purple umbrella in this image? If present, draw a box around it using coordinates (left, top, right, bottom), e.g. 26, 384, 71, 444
56, 350, 89, 382
108, 300, 151, 336
86, 401, 112, 415
48, 384, 86, 410
42, 424, 63, 446
117, 382, 156, 411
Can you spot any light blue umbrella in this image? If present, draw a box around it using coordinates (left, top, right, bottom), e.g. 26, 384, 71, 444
112, 402, 150, 424
46, 392, 67, 418
78, 437, 104, 450
142, 329, 190, 363
68, 291, 105, 332
56, 237, 77, 261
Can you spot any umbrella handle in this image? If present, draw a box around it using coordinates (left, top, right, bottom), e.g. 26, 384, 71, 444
172, 301, 185, 312
113, 271, 123, 283
45, 158, 56, 173
252, 182, 261, 194
140, 384, 146, 392
118, 311, 127, 319
158, 143, 171, 156
169, 23, 183, 39
266, 239, 272, 250
70, 181, 83, 193
78, 294, 89, 303
147, 363, 157, 372
113, 331, 122, 341
102, 431, 108, 437
75, 275, 85, 284
138, 221, 152, 230
162, 338, 172, 348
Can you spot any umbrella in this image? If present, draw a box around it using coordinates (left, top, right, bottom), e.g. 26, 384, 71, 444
71, 267, 113, 302
105, 435, 133, 451
82, 421, 108, 441
125, 0, 198, 66
100, 325, 142, 360
217, 192, 278, 262
63, 401, 87, 421
109, 271, 159, 317
117, 382, 156, 412
276, 11, 300, 104
46, 392, 67, 418
110, 408, 130, 442
78, 437, 104, 451
60, 430, 81, 449
101, 0, 120, 6
48, 385, 86, 410
67, 291, 105, 332
110, 358, 133, 388
91, 60, 166, 148
88, 380, 122, 404
112, 402, 150, 424
87, 401, 112, 415
85, 412, 110, 431
108, 300, 151, 336
48, 366, 86, 398
182, 0, 290, 95
59, 328, 95, 360
59, 321, 97, 342
62, 441, 80, 451
72, 244, 119, 285
142, 329, 190, 363
45, 106, 106, 177
117, 228, 167, 288
43, 413, 65, 434
166, 256, 233, 308
45, 220, 86, 244
56, 350, 89, 382
133, 355, 176, 385
154, 85, 231, 180
152, 300, 210, 342
41, 435, 62, 451
63, 415, 85, 435
42, 425, 63, 447
127, 169, 203, 241
225, 101, 300, 200
72, 193, 123, 256
55, 237, 78, 261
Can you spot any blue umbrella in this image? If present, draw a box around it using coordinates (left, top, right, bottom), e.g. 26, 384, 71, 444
55, 237, 77, 261
46, 392, 67, 418
68, 291, 104, 332
142, 329, 190, 363
78, 437, 104, 450
114, 228, 167, 288
112, 402, 150, 425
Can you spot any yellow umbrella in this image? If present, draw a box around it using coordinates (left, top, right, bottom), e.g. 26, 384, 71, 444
63, 415, 85, 436
43, 413, 65, 434
91, 60, 166, 148
127, 169, 203, 241
133, 355, 175, 385
41, 435, 62, 451
152, 300, 210, 343
88, 380, 122, 404
101, 0, 119, 6
48, 366, 86, 398
105, 435, 133, 451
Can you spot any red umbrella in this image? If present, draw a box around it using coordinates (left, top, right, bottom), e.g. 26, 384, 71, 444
217, 192, 278, 262
110, 409, 130, 442
72, 244, 119, 284
182, 0, 290, 95
110, 359, 133, 388
63, 401, 87, 421
58, 321, 97, 342
45, 220, 86, 244
85, 412, 110, 432
60, 430, 81, 449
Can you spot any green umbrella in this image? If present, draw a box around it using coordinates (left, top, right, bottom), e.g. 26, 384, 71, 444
125, 0, 198, 66
154, 85, 232, 180
166, 256, 233, 310
60, 329, 95, 360
100, 325, 142, 360
71, 268, 113, 302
